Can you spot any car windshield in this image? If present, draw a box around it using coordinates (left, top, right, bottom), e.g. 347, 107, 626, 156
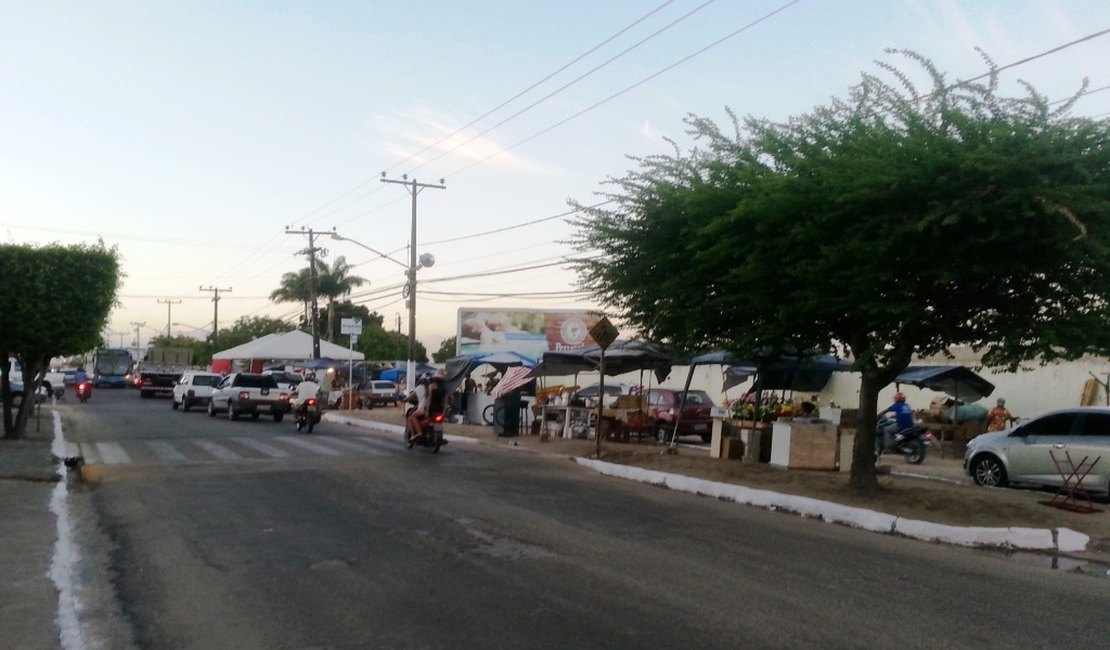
238, 375, 278, 389
193, 375, 221, 387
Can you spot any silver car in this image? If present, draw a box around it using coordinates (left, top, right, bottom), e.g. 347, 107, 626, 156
964, 407, 1110, 495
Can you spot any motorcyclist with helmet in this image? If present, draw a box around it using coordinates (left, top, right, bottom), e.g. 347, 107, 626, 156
406, 370, 447, 442
878, 391, 915, 450
294, 373, 321, 421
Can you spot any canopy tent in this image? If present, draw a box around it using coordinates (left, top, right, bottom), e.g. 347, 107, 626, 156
689, 350, 854, 392
530, 340, 673, 382
212, 330, 365, 362
895, 365, 995, 402
379, 363, 438, 382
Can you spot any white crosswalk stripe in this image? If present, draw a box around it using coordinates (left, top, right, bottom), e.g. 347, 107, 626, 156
314, 435, 390, 456
274, 435, 343, 456
192, 439, 243, 461
79, 443, 101, 464
96, 442, 131, 465
147, 440, 189, 463
231, 436, 291, 459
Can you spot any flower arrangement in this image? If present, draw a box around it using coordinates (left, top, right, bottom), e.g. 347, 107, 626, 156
724, 394, 797, 422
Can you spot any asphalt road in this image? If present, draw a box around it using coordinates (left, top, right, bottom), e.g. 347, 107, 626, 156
61, 388, 1109, 649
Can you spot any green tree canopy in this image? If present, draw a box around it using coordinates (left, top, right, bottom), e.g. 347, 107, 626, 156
432, 336, 457, 363
571, 50, 1110, 491
317, 256, 367, 342
0, 242, 121, 436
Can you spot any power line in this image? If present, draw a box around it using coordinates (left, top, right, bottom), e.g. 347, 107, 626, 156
443, 0, 806, 178
958, 28, 1110, 87
406, 0, 720, 175
421, 201, 611, 246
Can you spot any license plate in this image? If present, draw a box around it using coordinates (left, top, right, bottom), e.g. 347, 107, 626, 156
257, 405, 270, 412
307, 405, 316, 413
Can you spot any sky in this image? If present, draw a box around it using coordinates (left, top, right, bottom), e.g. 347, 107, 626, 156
2, 0, 1109, 356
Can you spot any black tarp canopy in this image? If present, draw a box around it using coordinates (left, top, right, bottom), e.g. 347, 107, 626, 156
689, 351, 854, 392
894, 365, 995, 402
530, 340, 673, 382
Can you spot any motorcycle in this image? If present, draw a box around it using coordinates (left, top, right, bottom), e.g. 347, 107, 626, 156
294, 397, 320, 433
407, 410, 446, 453
875, 413, 929, 464
75, 381, 91, 403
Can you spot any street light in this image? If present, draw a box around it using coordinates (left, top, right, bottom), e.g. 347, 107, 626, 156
330, 232, 435, 390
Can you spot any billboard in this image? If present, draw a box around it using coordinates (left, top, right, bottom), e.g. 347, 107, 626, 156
457, 308, 600, 357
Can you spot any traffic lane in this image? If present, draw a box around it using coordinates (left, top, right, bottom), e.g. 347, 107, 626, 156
87, 444, 1110, 649
56, 385, 302, 444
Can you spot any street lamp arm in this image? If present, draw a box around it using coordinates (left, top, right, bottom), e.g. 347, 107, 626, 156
330, 233, 409, 269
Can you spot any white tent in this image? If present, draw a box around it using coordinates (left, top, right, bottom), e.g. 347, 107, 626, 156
212, 330, 364, 361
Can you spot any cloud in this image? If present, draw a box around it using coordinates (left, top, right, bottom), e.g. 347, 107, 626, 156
371, 109, 546, 176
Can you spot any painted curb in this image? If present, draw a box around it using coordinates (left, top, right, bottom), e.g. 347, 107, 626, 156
573, 457, 1089, 553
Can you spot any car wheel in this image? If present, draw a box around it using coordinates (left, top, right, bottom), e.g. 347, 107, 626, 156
700, 433, 711, 443
972, 455, 1008, 488
171, 398, 179, 410
273, 413, 284, 423
228, 402, 239, 421
181, 398, 190, 413
251, 413, 260, 421
207, 400, 216, 417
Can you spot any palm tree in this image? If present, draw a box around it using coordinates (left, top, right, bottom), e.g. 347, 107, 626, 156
317, 256, 367, 341
270, 264, 319, 329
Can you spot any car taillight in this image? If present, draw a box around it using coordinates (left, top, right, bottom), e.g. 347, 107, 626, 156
279, 392, 289, 401
238, 391, 250, 400
668, 408, 675, 416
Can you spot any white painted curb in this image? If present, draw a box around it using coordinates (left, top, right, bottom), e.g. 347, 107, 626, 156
324, 413, 479, 444
573, 458, 1089, 553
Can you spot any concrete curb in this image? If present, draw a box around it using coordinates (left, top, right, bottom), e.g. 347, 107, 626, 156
324, 413, 1089, 553
573, 458, 1089, 553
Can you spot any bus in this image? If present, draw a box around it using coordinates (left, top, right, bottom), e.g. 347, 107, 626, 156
93, 348, 134, 387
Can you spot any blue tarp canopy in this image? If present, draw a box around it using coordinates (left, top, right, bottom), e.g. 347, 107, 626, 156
379, 362, 438, 382
894, 365, 995, 402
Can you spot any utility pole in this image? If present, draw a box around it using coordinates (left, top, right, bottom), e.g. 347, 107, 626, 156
156, 299, 181, 338
129, 321, 145, 361
199, 286, 232, 348
284, 228, 329, 360
381, 174, 445, 389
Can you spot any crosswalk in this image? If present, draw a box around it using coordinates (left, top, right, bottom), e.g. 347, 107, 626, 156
64, 432, 400, 467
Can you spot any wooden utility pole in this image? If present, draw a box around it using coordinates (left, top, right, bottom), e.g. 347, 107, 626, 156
157, 299, 182, 337
198, 286, 232, 348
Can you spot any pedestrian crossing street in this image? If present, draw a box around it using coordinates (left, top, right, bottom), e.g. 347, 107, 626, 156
65, 433, 402, 467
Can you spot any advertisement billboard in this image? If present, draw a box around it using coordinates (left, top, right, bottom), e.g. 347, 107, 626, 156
457, 308, 600, 357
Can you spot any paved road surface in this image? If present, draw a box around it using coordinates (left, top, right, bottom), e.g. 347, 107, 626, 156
60, 389, 1109, 649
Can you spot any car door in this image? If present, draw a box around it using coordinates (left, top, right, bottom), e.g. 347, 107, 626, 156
1005, 411, 1078, 487
1071, 411, 1110, 495
212, 376, 232, 409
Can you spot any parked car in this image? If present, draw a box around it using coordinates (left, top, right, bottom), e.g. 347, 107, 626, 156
647, 388, 717, 443
172, 371, 223, 412
964, 407, 1110, 496
207, 373, 292, 422
361, 380, 399, 408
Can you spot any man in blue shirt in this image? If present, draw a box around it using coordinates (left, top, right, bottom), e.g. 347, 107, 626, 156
879, 392, 914, 449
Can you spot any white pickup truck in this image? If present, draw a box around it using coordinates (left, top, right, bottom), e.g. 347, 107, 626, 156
207, 372, 292, 422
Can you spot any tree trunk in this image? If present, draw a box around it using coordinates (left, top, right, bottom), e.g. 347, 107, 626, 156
848, 371, 881, 493
1, 356, 14, 439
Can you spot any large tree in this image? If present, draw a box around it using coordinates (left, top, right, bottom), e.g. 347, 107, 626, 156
0, 242, 121, 437
432, 336, 457, 363
571, 50, 1110, 492
270, 264, 320, 329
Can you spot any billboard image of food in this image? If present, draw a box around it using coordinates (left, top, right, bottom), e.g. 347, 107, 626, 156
457, 308, 600, 356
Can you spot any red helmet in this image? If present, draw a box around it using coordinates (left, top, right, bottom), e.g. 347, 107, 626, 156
894, 392, 906, 403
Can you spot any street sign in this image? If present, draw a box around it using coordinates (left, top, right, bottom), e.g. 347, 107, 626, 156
589, 316, 618, 350
340, 318, 363, 335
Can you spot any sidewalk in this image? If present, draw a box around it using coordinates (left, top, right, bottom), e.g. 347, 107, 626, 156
0, 436, 63, 650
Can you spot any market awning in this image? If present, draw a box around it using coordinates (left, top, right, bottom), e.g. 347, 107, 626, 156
444, 352, 538, 395
530, 340, 673, 381
689, 350, 853, 392
895, 365, 995, 402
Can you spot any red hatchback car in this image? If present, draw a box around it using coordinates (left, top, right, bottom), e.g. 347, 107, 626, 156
647, 388, 716, 442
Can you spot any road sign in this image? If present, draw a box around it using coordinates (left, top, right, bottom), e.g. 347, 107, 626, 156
340, 318, 363, 335
589, 316, 618, 350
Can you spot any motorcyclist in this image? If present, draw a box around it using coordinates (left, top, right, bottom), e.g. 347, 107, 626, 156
408, 370, 448, 443
878, 391, 914, 449
405, 373, 431, 441
74, 367, 88, 385
294, 373, 321, 419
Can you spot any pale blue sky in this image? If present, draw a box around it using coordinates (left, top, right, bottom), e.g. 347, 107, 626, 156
2, 1, 1108, 352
